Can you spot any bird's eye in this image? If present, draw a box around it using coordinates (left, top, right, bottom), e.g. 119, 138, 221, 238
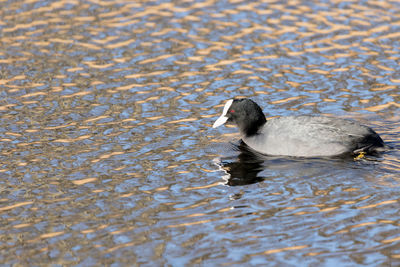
230, 109, 235, 113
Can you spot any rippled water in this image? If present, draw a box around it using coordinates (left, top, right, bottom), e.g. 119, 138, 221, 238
1, 0, 400, 265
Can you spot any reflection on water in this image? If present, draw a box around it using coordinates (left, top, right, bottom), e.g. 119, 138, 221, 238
215, 141, 267, 186
1, 0, 400, 265
215, 140, 392, 187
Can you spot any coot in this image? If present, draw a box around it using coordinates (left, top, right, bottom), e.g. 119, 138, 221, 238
213, 98, 386, 157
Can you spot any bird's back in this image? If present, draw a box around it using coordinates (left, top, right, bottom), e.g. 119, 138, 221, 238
243, 116, 384, 157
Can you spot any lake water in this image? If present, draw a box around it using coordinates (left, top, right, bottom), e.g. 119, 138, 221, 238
1, 0, 400, 266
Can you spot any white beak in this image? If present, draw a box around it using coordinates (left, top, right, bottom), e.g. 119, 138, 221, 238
212, 115, 228, 128
212, 99, 233, 128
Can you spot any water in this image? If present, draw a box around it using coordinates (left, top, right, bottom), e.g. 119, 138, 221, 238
1, 0, 400, 265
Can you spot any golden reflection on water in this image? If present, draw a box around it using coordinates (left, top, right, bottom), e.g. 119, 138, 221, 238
0, 0, 400, 265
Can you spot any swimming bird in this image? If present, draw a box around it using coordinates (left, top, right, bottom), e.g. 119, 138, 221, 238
213, 98, 386, 157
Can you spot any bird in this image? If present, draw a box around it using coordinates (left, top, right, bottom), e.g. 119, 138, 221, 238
212, 98, 386, 157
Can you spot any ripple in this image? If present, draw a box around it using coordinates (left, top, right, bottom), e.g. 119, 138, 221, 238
1, 0, 400, 265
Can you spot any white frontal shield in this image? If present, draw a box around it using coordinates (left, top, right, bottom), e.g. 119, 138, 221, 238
212, 99, 233, 128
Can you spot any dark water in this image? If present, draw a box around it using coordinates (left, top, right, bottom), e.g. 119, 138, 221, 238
1, 0, 400, 265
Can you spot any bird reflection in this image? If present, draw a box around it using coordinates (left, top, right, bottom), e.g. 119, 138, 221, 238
214, 140, 386, 187
215, 141, 267, 186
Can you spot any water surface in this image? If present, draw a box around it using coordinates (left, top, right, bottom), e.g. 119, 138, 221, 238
1, 0, 400, 266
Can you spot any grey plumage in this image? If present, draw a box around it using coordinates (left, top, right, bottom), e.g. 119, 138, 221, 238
213, 98, 386, 157
243, 115, 384, 157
